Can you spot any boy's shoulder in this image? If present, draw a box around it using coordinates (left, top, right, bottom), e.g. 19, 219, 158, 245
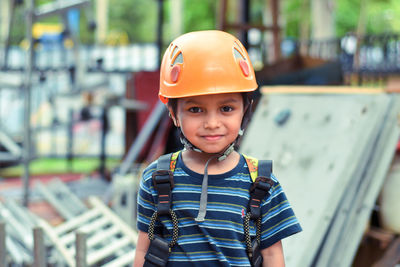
241, 153, 274, 182
142, 151, 182, 175
141, 160, 158, 183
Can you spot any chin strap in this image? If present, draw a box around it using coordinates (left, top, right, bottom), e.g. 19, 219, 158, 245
195, 153, 219, 222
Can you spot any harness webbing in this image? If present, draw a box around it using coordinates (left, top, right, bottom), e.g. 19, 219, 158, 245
145, 152, 273, 267
144, 153, 179, 267
243, 159, 273, 267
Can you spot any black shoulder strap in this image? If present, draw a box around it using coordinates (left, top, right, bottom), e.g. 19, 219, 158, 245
144, 154, 179, 267
152, 153, 174, 215
157, 153, 172, 170
258, 160, 272, 178
244, 160, 274, 266
248, 160, 274, 220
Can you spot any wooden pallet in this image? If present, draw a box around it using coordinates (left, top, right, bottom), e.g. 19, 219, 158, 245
38, 196, 137, 266
35, 178, 88, 220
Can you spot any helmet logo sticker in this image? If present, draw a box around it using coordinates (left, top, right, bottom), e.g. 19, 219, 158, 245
239, 59, 249, 77
170, 65, 181, 83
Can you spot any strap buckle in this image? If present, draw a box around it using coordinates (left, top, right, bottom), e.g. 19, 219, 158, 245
249, 177, 273, 220
152, 170, 174, 215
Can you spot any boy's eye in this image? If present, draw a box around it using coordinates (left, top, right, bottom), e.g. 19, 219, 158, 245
221, 106, 233, 112
188, 107, 202, 113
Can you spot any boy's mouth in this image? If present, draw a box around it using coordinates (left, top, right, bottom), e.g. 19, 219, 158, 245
202, 135, 223, 141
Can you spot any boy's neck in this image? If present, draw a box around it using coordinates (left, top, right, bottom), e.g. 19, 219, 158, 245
181, 149, 240, 175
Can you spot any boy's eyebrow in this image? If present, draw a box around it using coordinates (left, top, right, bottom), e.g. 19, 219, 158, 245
182, 97, 241, 105
180, 99, 199, 105
218, 98, 241, 104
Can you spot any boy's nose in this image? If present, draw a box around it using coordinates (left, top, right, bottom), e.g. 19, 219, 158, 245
204, 113, 221, 129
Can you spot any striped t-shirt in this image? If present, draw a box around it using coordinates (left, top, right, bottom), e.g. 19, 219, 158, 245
137, 152, 302, 266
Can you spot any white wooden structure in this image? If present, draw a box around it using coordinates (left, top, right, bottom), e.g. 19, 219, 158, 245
38, 196, 137, 266
35, 178, 88, 220
0, 199, 38, 264
111, 173, 140, 229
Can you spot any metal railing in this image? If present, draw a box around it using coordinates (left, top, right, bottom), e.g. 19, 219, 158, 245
1, 43, 159, 73
4, 33, 400, 75
297, 33, 400, 74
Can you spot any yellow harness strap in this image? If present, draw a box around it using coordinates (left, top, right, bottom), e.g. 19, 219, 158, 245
169, 151, 180, 172
243, 154, 259, 183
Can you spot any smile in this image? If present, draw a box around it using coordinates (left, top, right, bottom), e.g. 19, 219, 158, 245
202, 135, 223, 141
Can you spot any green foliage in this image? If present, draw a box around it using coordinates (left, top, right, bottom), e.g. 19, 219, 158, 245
251, 0, 266, 25
283, 0, 303, 38
0, 157, 120, 177
366, 0, 400, 34
9, 6, 26, 44
181, 0, 216, 33
6, 0, 400, 46
334, 0, 400, 36
335, 0, 360, 36
79, 9, 96, 44
108, 0, 158, 43
283, 0, 400, 38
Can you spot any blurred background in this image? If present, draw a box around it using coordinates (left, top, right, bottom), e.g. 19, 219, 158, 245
0, 0, 400, 266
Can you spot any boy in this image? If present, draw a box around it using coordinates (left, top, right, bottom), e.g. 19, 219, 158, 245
134, 30, 301, 266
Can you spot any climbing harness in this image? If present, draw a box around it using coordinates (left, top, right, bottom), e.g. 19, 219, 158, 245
143, 152, 273, 267
243, 156, 274, 267
144, 154, 179, 267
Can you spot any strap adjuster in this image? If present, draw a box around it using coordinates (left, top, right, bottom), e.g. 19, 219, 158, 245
152, 170, 174, 187
249, 177, 273, 220
152, 170, 174, 215
250, 177, 273, 193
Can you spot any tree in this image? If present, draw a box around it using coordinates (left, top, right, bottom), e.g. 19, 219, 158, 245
6, 0, 400, 46
108, 0, 158, 43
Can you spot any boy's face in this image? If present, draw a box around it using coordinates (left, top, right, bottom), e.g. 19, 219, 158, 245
170, 93, 244, 154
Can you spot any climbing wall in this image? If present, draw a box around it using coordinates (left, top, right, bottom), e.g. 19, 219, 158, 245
240, 88, 400, 267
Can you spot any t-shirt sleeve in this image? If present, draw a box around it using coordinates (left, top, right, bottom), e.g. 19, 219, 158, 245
137, 162, 158, 233
259, 174, 302, 249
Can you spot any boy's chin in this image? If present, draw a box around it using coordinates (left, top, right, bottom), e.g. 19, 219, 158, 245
196, 146, 232, 155
188, 147, 222, 155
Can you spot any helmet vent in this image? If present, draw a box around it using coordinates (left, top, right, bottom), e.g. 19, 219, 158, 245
233, 47, 245, 60
172, 52, 183, 65
171, 45, 179, 58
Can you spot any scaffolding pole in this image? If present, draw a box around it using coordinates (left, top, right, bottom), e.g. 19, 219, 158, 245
22, 0, 35, 207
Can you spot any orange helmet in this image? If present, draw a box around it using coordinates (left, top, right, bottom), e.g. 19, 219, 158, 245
159, 30, 258, 104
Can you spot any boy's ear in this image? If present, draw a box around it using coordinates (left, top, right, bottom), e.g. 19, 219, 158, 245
168, 107, 180, 127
